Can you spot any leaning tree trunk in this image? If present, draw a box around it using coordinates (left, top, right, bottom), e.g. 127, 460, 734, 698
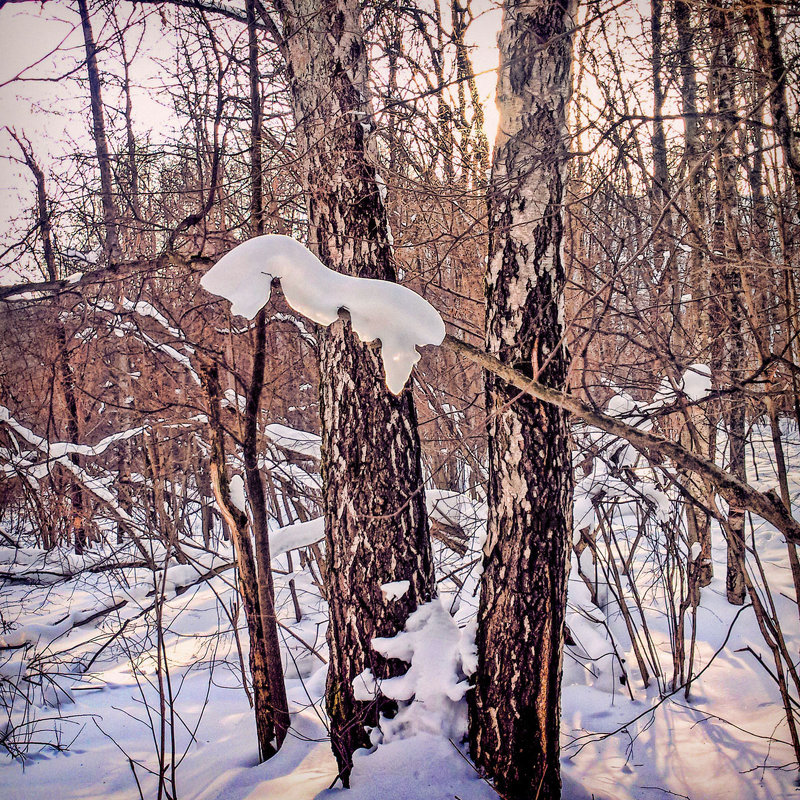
201, 364, 285, 762
77, 0, 121, 263
468, 1, 575, 799
272, 0, 436, 784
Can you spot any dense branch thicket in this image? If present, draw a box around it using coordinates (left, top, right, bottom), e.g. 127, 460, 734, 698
1, 0, 799, 797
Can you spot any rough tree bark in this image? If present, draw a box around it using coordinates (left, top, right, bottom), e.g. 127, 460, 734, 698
268, 0, 436, 783
468, 1, 576, 798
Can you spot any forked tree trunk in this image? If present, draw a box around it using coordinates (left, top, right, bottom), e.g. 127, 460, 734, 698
272, 0, 436, 783
468, 1, 575, 798
242, 0, 290, 751
201, 364, 286, 762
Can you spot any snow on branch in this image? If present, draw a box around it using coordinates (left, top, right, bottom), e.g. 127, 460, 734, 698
117, 297, 200, 384
200, 235, 445, 394
0, 406, 144, 462
270, 517, 324, 560
264, 423, 321, 460
0, 406, 148, 537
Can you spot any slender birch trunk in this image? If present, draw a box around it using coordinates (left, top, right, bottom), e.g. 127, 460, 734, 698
709, 1, 747, 605
674, 0, 713, 587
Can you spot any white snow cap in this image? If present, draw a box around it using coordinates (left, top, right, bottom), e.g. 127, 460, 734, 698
380, 580, 410, 601
681, 363, 712, 402
201, 234, 446, 394
270, 517, 324, 560
228, 474, 246, 514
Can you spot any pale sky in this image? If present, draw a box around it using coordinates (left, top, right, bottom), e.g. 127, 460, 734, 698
0, 1, 502, 283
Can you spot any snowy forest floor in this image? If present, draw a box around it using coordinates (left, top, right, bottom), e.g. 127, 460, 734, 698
1, 424, 799, 800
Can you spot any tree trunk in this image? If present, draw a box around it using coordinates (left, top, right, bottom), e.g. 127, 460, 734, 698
674, 0, 713, 587
744, 0, 800, 208
649, 0, 679, 346
198, 458, 214, 549
201, 364, 284, 762
242, 0, 290, 751
77, 0, 121, 263
709, 1, 747, 605
11, 133, 88, 555
243, 309, 290, 749
469, 1, 575, 798
272, 0, 436, 783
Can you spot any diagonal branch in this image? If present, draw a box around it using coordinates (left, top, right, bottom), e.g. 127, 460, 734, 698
441, 333, 800, 544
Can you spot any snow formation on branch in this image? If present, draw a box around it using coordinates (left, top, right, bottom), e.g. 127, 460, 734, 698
200, 235, 446, 394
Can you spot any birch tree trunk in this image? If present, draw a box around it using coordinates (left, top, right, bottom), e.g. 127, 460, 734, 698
271, 0, 436, 783
469, 1, 575, 797
674, 0, 713, 589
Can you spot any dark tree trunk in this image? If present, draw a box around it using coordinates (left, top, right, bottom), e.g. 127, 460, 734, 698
649, 0, 679, 344
744, 0, 800, 208
242, 0, 290, 752
77, 0, 121, 262
271, 0, 436, 783
468, 1, 575, 798
11, 133, 87, 555
201, 364, 284, 762
198, 460, 214, 549
243, 308, 290, 749
709, 1, 747, 605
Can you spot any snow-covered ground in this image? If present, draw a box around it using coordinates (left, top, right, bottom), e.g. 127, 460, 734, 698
1, 424, 799, 799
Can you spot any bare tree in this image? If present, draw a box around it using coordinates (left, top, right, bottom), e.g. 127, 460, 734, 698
468, 0, 576, 798
263, 0, 437, 782
77, 0, 122, 262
